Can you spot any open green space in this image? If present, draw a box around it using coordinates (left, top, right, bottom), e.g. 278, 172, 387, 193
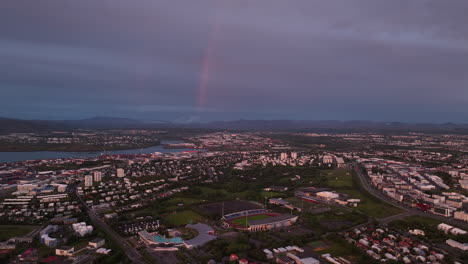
260, 191, 287, 199
340, 189, 403, 218
322, 169, 353, 188
70, 240, 90, 250
164, 210, 203, 226
314, 241, 354, 256
231, 214, 271, 227
309, 240, 364, 263
164, 197, 204, 206
163, 197, 205, 211
321, 169, 403, 218
398, 215, 441, 227
0, 225, 39, 241
121, 207, 159, 219
301, 209, 367, 232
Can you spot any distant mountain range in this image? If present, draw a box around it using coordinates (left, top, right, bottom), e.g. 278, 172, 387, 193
1, 116, 468, 134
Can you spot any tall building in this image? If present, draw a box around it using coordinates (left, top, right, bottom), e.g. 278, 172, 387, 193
280, 153, 288, 160
291, 152, 298, 159
93, 171, 102, 182
84, 175, 93, 187
116, 168, 125, 178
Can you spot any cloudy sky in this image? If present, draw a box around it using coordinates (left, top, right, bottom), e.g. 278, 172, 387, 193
1, 0, 467, 122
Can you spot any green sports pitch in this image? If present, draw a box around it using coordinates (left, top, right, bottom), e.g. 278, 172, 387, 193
230, 214, 272, 227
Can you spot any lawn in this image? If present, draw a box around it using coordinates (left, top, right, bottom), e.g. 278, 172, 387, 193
162, 197, 205, 211
321, 169, 354, 188
164, 197, 204, 206
122, 207, 159, 218
164, 210, 203, 226
230, 214, 271, 227
0, 225, 39, 241
389, 215, 443, 231
400, 215, 440, 227
322, 168, 404, 218
312, 240, 356, 256
260, 191, 287, 199
339, 189, 403, 218
199, 186, 244, 198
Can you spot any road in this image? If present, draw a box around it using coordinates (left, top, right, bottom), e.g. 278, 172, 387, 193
73, 187, 147, 264
351, 162, 468, 229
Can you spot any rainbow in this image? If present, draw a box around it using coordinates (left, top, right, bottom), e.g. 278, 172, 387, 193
197, 5, 221, 108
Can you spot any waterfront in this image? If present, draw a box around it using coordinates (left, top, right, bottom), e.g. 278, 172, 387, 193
0, 140, 198, 163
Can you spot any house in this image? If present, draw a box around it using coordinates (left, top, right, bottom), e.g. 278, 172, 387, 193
229, 254, 239, 262
437, 223, 454, 233
409, 229, 425, 236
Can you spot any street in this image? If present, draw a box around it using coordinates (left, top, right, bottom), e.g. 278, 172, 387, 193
73, 187, 148, 264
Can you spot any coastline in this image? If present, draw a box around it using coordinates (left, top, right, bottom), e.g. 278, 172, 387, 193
0, 143, 161, 152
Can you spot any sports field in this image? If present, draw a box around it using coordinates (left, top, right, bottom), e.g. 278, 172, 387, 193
230, 214, 272, 227
0, 225, 39, 241
198, 200, 262, 216
165, 210, 203, 226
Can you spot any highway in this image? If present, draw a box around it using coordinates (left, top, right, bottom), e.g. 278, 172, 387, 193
351, 162, 468, 229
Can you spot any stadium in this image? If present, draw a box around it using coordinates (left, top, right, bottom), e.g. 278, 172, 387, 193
222, 209, 298, 232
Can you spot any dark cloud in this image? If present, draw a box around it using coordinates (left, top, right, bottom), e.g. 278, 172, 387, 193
0, 0, 467, 122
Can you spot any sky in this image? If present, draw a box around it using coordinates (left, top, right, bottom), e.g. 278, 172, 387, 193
1, 0, 468, 123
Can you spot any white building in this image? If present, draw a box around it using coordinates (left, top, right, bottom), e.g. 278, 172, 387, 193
316, 191, 339, 201
459, 179, 468, 190
335, 157, 346, 168
116, 168, 125, 178
286, 252, 319, 264
450, 228, 467, 235
84, 175, 93, 187
17, 184, 38, 192
446, 239, 468, 251
409, 229, 425, 236
454, 211, 468, 222
291, 152, 298, 159
93, 171, 102, 182
56, 184, 67, 192
322, 155, 333, 164
72, 222, 93, 237
89, 238, 105, 248
437, 223, 454, 233
280, 153, 288, 160
56, 246, 74, 257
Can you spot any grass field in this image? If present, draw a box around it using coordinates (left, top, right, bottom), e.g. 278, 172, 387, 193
322, 169, 354, 188
260, 191, 287, 199
122, 207, 159, 218
312, 240, 356, 257
165, 210, 203, 226
400, 215, 440, 226
340, 189, 403, 218
322, 169, 403, 218
165, 197, 204, 205
0, 225, 39, 241
163, 197, 205, 211
197, 186, 250, 200
230, 214, 271, 227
